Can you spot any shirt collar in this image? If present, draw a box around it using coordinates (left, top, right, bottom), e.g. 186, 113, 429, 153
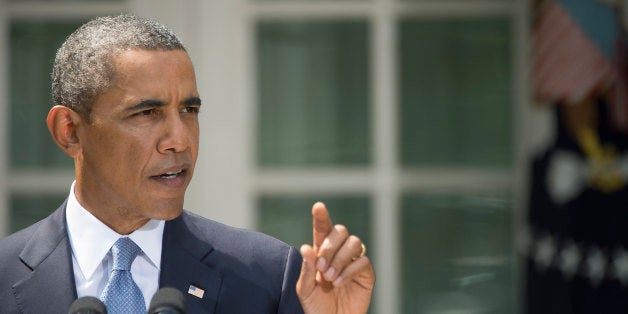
66, 181, 164, 280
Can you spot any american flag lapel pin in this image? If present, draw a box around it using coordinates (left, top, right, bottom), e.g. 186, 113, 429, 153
188, 284, 205, 299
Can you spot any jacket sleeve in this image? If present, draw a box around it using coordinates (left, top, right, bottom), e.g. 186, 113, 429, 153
278, 246, 305, 314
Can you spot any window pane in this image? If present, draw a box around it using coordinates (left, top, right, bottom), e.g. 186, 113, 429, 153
10, 21, 84, 169
257, 22, 370, 167
10, 193, 66, 233
257, 195, 371, 250
402, 191, 514, 314
400, 18, 512, 167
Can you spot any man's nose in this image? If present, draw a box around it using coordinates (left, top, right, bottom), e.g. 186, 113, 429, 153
158, 113, 191, 153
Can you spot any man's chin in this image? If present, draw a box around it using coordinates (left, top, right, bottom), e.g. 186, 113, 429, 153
161, 210, 183, 221
146, 202, 184, 221
153, 208, 183, 221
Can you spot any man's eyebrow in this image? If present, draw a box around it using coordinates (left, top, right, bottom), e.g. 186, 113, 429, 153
126, 99, 166, 112
183, 96, 202, 106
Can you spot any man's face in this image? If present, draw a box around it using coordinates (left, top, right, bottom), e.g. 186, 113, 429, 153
74, 49, 200, 232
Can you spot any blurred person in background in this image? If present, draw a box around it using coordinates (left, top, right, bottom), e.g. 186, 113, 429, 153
526, 0, 628, 312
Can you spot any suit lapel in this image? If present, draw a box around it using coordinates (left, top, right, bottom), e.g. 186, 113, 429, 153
11, 206, 224, 313
13, 203, 77, 313
160, 212, 222, 313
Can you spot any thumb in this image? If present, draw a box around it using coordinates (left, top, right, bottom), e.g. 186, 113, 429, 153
296, 244, 317, 299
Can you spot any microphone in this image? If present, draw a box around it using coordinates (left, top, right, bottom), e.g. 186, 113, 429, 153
68, 296, 107, 314
148, 287, 186, 314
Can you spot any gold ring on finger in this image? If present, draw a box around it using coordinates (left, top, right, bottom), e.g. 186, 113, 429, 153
353, 243, 366, 261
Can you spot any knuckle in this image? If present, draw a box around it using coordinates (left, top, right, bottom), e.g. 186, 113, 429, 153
334, 224, 349, 237
348, 235, 361, 246
320, 239, 333, 251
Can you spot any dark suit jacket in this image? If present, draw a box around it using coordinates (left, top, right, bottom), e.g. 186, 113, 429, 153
0, 202, 305, 313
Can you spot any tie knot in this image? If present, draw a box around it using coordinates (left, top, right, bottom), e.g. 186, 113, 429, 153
111, 237, 142, 271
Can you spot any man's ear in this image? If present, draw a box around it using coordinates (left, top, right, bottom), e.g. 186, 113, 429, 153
46, 105, 83, 158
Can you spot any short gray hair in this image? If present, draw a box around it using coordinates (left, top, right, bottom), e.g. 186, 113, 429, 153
51, 14, 185, 119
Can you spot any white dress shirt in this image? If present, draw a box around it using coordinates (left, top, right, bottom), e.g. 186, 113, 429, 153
66, 181, 164, 309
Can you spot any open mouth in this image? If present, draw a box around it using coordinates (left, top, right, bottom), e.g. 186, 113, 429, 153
154, 169, 185, 179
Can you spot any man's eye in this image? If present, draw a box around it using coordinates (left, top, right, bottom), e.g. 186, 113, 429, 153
138, 109, 157, 116
182, 106, 200, 114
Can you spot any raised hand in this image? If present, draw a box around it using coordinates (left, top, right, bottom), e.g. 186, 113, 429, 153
296, 202, 375, 314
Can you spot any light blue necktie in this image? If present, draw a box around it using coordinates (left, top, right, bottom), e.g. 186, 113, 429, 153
100, 237, 146, 314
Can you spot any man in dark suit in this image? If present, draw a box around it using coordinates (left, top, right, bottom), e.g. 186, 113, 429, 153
0, 15, 375, 313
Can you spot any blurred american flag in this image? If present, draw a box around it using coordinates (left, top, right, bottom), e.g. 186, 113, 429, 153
532, 0, 628, 131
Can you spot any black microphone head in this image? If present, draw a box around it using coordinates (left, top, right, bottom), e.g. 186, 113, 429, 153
148, 287, 186, 314
68, 296, 107, 314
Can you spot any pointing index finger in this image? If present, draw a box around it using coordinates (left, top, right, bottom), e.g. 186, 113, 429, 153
312, 202, 333, 251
